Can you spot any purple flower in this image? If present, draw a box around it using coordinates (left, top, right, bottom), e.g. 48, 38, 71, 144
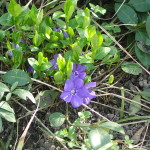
53, 27, 62, 32
83, 82, 96, 105
70, 64, 86, 80
60, 78, 96, 108
49, 54, 59, 70
62, 30, 69, 38
27, 66, 34, 72
7, 50, 13, 58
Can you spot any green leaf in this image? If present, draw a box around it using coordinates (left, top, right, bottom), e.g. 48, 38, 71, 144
135, 30, 148, 41
13, 89, 36, 103
135, 44, 150, 67
115, 3, 138, 26
94, 47, 111, 60
108, 75, 114, 84
6, 93, 12, 101
52, 11, 65, 20
129, 0, 150, 12
140, 89, 150, 98
0, 82, 10, 93
121, 62, 142, 75
0, 30, 5, 40
146, 16, 150, 39
79, 53, 94, 64
0, 117, 3, 133
35, 90, 58, 107
72, 42, 82, 62
2, 69, 31, 86
66, 59, 73, 78
54, 71, 64, 84
10, 82, 18, 91
0, 101, 16, 122
88, 128, 111, 150
57, 55, 66, 70
129, 95, 141, 115
99, 122, 125, 134
8, 0, 22, 17
89, 3, 106, 15
0, 13, 13, 26
78, 111, 91, 119
49, 112, 65, 128
39, 62, 52, 71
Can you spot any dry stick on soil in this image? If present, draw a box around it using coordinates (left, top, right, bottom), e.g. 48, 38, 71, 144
16, 97, 40, 150
92, 19, 150, 75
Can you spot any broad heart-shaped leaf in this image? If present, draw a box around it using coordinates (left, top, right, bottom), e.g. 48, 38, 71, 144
49, 112, 65, 128
0, 82, 9, 93
2, 69, 31, 86
121, 62, 142, 75
99, 122, 125, 134
13, 89, 36, 103
88, 128, 111, 150
0, 101, 16, 122
140, 89, 150, 98
129, 0, 150, 12
135, 30, 148, 41
129, 95, 141, 115
146, 16, 150, 39
135, 44, 150, 68
115, 3, 138, 27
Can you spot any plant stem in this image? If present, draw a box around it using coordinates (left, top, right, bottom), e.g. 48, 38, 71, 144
120, 87, 125, 119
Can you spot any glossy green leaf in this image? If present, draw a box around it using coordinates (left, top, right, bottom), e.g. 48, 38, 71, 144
129, 95, 141, 115
94, 47, 111, 60
108, 75, 114, 84
121, 62, 142, 75
99, 122, 125, 134
129, 0, 150, 12
66, 59, 73, 78
8, 0, 22, 17
0, 101, 16, 122
135, 44, 150, 67
88, 128, 111, 150
0, 82, 9, 93
57, 55, 66, 70
49, 112, 65, 128
6, 93, 12, 101
10, 82, 18, 91
52, 11, 65, 20
115, 3, 138, 25
0, 13, 13, 26
0, 30, 5, 40
140, 89, 150, 98
89, 3, 106, 15
54, 71, 64, 84
2, 69, 31, 86
13, 89, 36, 103
72, 42, 82, 62
79, 53, 94, 64
78, 111, 91, 119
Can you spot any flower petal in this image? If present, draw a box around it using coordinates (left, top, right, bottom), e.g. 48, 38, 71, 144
78, 72, 86, 79
64, 79, 74, 91
88, 90, 96, 99
85, 82, 96, 89
60, 91, 72, 102
73, 64, 77, 72
77, 64, 86, 72
71, 95, 83, 108
77, 87, 90, 98
74, 78, 84, 89
83, 97, 91, 105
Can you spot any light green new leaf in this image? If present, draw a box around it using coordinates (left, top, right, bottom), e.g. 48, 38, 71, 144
0, 101, 16, 122
121, 62, 142, 75
49, 112, 65, 128
115, 3, 138, 25
129, 0, 150, 12
54, 71, 64, 84
0, 13, 13, 26
129, 95, 141, 115
2, 69, 31, 86
88, 128, 111, 150
8, 0, 22, 17
0, 82, 9, 93
99, 122, 125, 134
13, 89, 36, 103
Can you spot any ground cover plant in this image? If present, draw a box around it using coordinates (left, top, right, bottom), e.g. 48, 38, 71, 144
0, 0, 150, 149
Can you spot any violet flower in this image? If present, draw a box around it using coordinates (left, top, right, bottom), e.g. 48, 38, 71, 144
27, 66, 34, 72
7, 50, 13, 58
62, 30, 69, 38
53, 27, 62, 32
49, 54, 59, 70
60, 78, 96, 108
70, 64, 86, 80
